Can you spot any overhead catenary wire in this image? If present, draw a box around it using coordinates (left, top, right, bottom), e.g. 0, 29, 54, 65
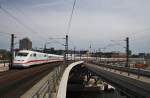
0, 4, 47, 45
0, 32, 11, 35
66, 0, 76, 35
0, 5, 38, 34
130, 33, 150, 41
0, 31, 23, 36
6, 0, 43, 35
49, 37, 66, 46
69, 37, 76, 48
118, 26, 150, 42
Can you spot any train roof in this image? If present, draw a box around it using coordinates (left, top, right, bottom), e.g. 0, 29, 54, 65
18, 50, 33, 53
48, 54, 63, 57
18, 50, 63, 57
18, 50, 39, 53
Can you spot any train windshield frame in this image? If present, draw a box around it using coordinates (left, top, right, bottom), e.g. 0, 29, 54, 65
17, 52, 28, 57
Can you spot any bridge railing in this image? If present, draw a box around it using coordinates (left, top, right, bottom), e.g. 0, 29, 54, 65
20, 65, 61, 98
57, 61, 84, 98
20, 61, 84, 98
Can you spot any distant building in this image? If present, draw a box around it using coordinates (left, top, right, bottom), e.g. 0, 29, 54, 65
92, 52, 126, 58
138, 53, 146, 58
146, 53, 150, 58
19, 38, 32, 50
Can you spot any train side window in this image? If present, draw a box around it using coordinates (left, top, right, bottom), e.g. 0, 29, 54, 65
30, 54, 32, 57
33, 53, 36, 57
44, 55, 47, 57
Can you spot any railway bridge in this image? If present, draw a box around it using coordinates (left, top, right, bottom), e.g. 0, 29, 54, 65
0, 60, 150, 98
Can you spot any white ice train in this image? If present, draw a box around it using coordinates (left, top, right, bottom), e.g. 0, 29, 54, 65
13, 50, 63, 67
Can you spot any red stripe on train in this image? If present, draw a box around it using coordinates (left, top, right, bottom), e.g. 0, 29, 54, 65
14, 59, 48, 64
14, 58, 61, 64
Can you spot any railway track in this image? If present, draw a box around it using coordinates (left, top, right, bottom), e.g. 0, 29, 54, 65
90, 61, 150, 78
0, 62, 63, 98
85, 63, 150, 98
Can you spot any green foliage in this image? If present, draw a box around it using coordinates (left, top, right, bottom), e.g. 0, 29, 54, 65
0, 49, 11, 60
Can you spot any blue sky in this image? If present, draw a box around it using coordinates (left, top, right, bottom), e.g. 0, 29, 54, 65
0, 0, 150, 53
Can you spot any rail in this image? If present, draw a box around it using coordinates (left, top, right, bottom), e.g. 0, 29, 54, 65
85, 63, 150, 98
90, 61, 150, 78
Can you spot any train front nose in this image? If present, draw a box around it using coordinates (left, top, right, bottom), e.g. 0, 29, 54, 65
13, 60, 26, 67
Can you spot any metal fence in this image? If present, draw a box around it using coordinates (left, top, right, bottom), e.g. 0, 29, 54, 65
0, 60, 9, 72
0, 60, 9, 67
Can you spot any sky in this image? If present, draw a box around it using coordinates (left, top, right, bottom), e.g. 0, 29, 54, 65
0, 0, 150, 54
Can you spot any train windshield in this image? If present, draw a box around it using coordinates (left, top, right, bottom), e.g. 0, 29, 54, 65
17, 52, 28, 57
